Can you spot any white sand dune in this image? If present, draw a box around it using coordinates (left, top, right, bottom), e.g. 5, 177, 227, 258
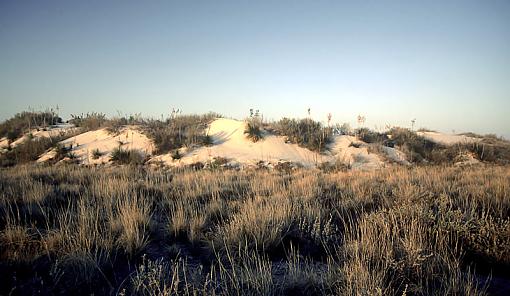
417, 131, 480, 145
151, 118, 322, 168
381, 146, 411, 166
38, 126, 155, 164
29, 118, 410, 170
152, 118, 387, 170
328, 135, 385, 170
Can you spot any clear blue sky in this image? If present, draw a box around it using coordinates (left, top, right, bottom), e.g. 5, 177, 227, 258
1, 0, 509, 137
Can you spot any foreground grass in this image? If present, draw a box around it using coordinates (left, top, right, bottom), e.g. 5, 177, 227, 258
0, 165, 509, 295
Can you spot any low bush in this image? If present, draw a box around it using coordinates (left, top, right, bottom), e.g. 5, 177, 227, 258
355, 128, 387, 144
244, 118, 263, 142
465, 140, 510, 164
318, 161, 349, 172
68, 112, 107, 131
0, 110, 62, 141
388, 127, 438, 162
273, 118, 332, 152
110, 147, 145, 165
334, 123, 353, 135
144, 113, 219, 154
91, 148, 103, 159
171, 149, 181, 160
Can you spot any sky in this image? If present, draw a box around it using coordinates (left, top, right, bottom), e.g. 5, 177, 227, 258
1, 0, 509, 138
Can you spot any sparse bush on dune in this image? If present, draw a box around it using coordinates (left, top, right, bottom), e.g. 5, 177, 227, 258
0, 110, 62, 142
388, 127, 438, 162
144, 113, 220, 154
272, 117, 332, 152
110, 146, 145, 165
335, 122, 353, 136
91, 148, 103, 159
244, 119, 263, 142
355, 127, 387, 144
464, 140, 510, 164
69, 112, 147, 134
0, 165, 508, 295
170, 148, 182, 160
244, 111, 264, 142
68, 112, 107, 131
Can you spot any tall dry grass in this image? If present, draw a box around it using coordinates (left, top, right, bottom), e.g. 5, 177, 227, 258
0, 164, 509, 295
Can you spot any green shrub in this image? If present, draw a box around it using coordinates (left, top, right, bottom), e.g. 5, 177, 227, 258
0, 110, 62, 141
68, 151, 77, 159
244, 120, 263, 142
144, 113, 220, 154
318, 161, 349, 172
91, 149, 102, 160
53, 144, 73, 162
104, 114, 145, 134
68, 112, 107, 131
355, 128, 387, 144
209, 156, 230, 169
110, 147, 145, 165
171, 149, 182, 160
104, 117, 128, 134
389, 127, 438, 162
335, 123, 353, 135
273, 118, 332, 152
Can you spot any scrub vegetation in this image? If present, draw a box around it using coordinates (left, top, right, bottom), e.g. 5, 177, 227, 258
271, 118, 333, 152
0, 110, 62, 141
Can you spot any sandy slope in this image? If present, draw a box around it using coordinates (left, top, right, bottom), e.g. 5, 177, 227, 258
417, 131, 480, 145
152, 118, 388, 170
38, 126, 155, 164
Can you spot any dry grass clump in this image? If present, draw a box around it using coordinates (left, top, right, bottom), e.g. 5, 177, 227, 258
0, 165, 508, 294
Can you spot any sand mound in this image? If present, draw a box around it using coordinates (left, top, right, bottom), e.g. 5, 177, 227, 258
151, 118, 388, 170
38, 126, 155, 164
328, 135, 385, 170
381, 146, 411, 166
151, 118, 322, 168
417, 131, 480, 145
